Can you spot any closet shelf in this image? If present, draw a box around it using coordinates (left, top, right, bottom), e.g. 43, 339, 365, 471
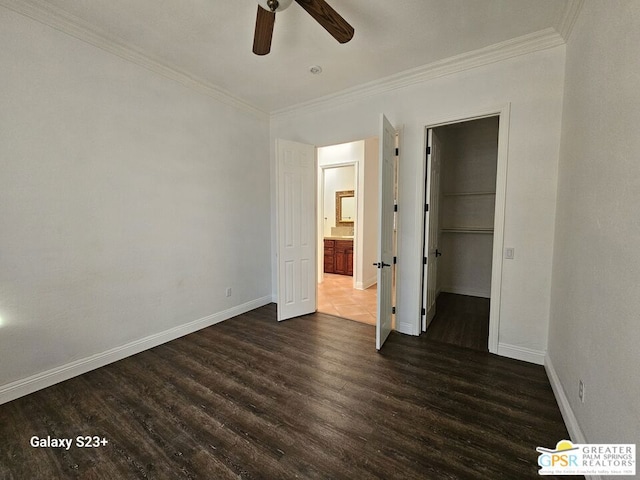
441, 227, 494, 234
442, 191, 496, 197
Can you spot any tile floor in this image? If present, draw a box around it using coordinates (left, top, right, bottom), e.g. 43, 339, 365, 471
317, 273, 378, 325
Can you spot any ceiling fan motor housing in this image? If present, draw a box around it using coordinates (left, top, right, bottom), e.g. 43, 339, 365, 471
258, 0, 293, 12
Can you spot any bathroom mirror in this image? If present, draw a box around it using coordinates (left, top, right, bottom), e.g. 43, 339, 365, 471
336, 190, 355, 226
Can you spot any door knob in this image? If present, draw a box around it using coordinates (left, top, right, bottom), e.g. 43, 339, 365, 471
435, 249, 442, 257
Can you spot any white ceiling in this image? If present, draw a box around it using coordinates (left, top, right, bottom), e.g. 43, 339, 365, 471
13, 0, 571, 113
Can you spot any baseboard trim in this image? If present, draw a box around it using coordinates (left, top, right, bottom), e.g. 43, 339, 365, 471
441, 286, 490, 298
0, 295, 272, 405
544, 354, 588, 443
356, 275, 377, 291
544, 355, 601, 480
497, 342, 545, 365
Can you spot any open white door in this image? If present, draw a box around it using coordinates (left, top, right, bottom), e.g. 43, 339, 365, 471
376, 114, 396, 350
276, 139, 317, 321
423, 129, 442, 330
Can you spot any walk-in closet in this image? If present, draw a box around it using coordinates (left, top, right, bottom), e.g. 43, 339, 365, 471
424, 116, 499, 351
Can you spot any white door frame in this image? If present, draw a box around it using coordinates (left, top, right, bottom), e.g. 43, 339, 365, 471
416, 104, 510, 353
317, 161, 359, 287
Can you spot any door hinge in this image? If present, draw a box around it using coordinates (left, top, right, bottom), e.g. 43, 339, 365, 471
392, 306, 396, 315
394, 204, 398, 212
426, 146, 431, 155
425, 203, 429, 212
393, 256, 397, 265
421, 308, 426, 316
423, 256, 427, 265
395, 147, 399, 156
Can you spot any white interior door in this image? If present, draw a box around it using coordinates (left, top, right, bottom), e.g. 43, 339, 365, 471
376, 114, 396, 350
276, 139, 317, 321
423, 129, 442, 329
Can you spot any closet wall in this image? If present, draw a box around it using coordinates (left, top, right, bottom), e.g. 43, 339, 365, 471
437, 117, 499, 298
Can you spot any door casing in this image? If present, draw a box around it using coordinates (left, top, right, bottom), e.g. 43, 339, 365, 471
317, 161, 359, 286
417, 104, 511, 353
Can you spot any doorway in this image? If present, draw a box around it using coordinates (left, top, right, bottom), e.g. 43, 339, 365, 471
316, 139, 379, 325
421, 115, 502, 352
275, 115, 398, 350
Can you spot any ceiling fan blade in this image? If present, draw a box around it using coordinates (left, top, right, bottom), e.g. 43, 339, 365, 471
253, 5, 276, 55
294, 0, 354, 44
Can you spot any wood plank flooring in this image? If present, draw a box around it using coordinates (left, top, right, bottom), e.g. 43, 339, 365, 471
0, 304, 578, 479
425, 293, 490, 352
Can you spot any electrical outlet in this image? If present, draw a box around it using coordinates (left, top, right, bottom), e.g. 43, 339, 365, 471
505, 247, 515, 260
225, 287, 232, 297
579, 380, 585, 403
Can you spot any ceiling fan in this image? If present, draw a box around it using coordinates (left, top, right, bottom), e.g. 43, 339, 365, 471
253, 0, 354, 55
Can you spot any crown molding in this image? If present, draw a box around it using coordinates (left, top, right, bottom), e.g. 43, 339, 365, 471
2, 0, 573, 120
271, 27, 565, 118
556, 0, 585, 42
0, 0, 268, 119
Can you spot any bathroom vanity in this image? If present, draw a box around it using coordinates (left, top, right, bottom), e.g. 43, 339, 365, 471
323, 238, 353, 276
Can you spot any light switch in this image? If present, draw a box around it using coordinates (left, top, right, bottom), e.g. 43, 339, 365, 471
505, 247, 515, 260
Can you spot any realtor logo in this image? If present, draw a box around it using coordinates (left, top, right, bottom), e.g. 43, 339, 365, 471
537, 440, 580, 470
537, 440, 636, 476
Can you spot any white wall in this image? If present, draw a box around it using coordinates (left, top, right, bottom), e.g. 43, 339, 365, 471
439, 234, 494, 298
437, 118, 498, 298
0, 7, 271, 395
548, 0, 640, 448
271, 45, 565, 361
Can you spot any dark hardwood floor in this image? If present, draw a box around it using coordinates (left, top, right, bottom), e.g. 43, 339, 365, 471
425, 293, 490, 352
0, 304, 577, 479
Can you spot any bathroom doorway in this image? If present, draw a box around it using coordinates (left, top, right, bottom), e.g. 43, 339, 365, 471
316, 139, 379, 325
